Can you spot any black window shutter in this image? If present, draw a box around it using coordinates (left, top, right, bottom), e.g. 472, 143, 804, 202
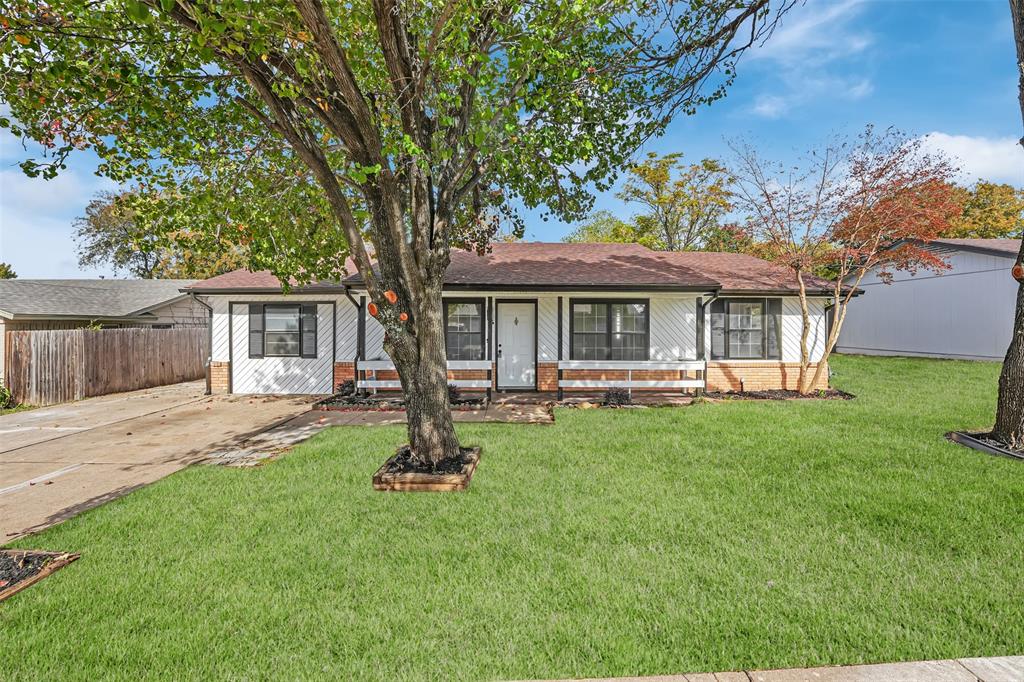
710, 299, 726, 360
301, 305, 318, 358
248, 304, 264, 358
766, 298, 782, 359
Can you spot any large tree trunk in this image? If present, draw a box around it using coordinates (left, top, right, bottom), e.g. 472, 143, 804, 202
992, 240, 1024, 448
388, 280, 462, 466
992, 0, 1024, 448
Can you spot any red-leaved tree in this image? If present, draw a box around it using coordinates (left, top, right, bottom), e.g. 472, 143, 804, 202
732, 126, 962, 393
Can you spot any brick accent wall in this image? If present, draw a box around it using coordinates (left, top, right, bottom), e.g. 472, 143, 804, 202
706, 362, 828, 392
209, 361, 230, 394
538, 362, 558, 391
333, 362, 354, 390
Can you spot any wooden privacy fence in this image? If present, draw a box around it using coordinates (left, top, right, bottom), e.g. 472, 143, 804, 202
4, 327, 208, 406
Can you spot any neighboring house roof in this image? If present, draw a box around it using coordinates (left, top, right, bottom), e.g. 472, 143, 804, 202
927, 238, 1022, 258
187, 242, 837, 295
0, 279, 198, 321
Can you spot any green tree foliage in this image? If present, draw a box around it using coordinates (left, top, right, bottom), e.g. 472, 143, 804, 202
563, 153, 735, 251
74, 190, 246, 279
943, 181, 1024, 239
0, 262, 16, 279
619, 153, 734, 250
0, 0, 787, 463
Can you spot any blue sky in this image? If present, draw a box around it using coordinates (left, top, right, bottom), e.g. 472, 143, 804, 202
1, 0, 1022, 278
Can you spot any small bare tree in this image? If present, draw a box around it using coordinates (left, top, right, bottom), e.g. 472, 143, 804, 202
732, 126, 962, 393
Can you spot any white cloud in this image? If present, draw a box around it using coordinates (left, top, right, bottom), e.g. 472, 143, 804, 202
746, 0, 875, 118
919, 132, 1024, 186
0, 162, 118, 278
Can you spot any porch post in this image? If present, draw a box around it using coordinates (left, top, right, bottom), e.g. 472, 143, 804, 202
695, 297, 705, 396
358, 295, 366, 395
486, 297, 493, 402
557, 296, 564, 401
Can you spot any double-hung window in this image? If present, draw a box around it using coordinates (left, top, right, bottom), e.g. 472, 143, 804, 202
709, 298, 781, 360
248, 304, 318, 358
571, 300, 649, 361
444, 299, 485, 361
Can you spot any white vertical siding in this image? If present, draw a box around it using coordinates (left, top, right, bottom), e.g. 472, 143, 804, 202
364, 314, 386, 360
149, 296, 209, 327
649, 295, 698, 360
336, 301, 359, 360
230, 302, 334, 394
781, 297, 826, 363
209, 297, 231, 361
837, 249, 1017, 360
537, 297, 559, 362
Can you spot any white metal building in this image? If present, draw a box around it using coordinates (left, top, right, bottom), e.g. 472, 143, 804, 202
837, 238, 1022, 361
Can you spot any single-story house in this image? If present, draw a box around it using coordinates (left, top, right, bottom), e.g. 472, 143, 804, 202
837, 238, 1022, 361
0, 278, 208, 381
185, 243, 835, 396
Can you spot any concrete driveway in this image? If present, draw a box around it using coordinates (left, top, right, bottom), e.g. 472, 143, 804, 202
1, 382, 317, 541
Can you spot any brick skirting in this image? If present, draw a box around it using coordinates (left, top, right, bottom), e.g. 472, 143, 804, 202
706, 361, 828, 392
333, 362, 355, 390
209, 361, 230, 394
538, 363, 558, 391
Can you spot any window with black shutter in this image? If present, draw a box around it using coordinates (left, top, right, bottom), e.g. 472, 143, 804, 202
710, 298, 782, 360
248, 304, 318, 359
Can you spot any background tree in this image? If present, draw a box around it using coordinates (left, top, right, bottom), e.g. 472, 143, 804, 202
731, 126, 961, 393
992, 0, 1024, 448
75, 191, 246, 278
562, 210, 659, 248
1, 0, 789, 465
943, 181, 1024, 239
0, 263, 16, 279
618, 152, 733, 250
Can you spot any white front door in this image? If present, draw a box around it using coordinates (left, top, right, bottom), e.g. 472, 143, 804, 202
497, 302, 536, 389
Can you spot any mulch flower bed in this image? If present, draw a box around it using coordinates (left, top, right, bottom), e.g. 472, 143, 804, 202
372, 446, 482, 492
316, 394, 486, 412
703, 388, 855, 401
947, 431, 1024, 461
0, 549, 79, 602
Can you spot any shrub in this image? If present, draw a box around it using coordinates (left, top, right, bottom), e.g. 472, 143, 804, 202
603, 387, 632, 407
448, 383, 461, 403
335, 379, 355, 396
0, 383, 12, 409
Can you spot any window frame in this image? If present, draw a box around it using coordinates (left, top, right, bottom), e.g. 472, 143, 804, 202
249, 303, 318, 359
710, 297, 782, 361
443, 297, 487, 362
569, 298, 651, 362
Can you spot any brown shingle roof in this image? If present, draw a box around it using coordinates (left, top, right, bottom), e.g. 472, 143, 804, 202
187, 243, 833, 294
652, 251, 834, 294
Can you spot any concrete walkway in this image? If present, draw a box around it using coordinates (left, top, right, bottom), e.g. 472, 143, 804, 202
1, 383, 317, 541
530, 656, 1024, 682
204, 402, 553, 466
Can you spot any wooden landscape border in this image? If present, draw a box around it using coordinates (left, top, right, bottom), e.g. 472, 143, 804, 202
372, 447, 481, 492
0, 550, 80, 602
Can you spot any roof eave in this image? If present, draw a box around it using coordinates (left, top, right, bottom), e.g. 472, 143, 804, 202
185, 285, 349, 295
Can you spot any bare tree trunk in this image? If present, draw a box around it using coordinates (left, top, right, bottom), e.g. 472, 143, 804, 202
388, 281, 462, 466
992, 0, 1024, 448
796, 269, 813, 394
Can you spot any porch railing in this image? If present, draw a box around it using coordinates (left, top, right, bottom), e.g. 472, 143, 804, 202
356, 360, 493, 391
557, 360, 705, 398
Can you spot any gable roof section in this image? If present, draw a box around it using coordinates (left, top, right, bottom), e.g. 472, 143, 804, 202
0, 279, 198, 320
188, 243, 837, 295
652, 251, 835, 295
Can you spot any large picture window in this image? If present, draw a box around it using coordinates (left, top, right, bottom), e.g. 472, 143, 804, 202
710, 298, 781, 360
571, 300, 649, 361
248, 304, 318, 359
444, 299, 485, 361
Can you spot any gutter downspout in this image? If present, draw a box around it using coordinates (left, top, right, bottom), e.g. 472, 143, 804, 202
189, 291, 214, 395
343, 286, 361, 392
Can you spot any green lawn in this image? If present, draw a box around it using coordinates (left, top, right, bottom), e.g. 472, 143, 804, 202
2, 355, 1022, 680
